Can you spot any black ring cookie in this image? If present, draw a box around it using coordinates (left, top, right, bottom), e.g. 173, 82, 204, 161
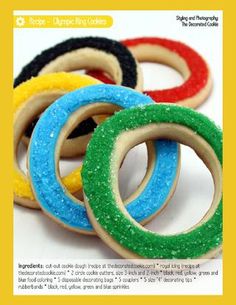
15, 37, 142, 148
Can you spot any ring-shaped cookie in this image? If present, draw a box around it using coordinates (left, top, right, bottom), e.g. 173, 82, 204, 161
87, 37, 212, 109
82, 104, 222, 259
15, 36, 143, 156
28, 85, 180, 234
14, 72, 101, 208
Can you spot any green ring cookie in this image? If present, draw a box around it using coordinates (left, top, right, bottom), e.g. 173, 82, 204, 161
82, 104, 222, 259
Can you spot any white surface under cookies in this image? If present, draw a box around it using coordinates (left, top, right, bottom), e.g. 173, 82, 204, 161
14, 10, 222, 260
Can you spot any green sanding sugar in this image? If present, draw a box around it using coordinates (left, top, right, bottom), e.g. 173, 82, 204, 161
82, 104, 222, 258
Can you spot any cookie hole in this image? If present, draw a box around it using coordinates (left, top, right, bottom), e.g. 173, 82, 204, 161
18, 141, 28, 175
145, 144, 214, 235
71, 69, 86, 75
140, 62, 184, 91
86, 61, 184, 91
59, 156, 83, 177
119, 143, 148, 201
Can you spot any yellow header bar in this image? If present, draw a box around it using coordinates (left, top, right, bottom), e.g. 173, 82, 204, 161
14, 15, 113, 28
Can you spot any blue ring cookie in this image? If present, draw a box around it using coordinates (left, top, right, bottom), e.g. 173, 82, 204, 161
28, 84, 179, 233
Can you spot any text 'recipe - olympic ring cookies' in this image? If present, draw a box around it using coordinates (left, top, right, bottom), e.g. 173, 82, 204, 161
82, 104, 222, 259
87, 37, 212, 109
14, 73, 102, 208
14, 36, 143, 157
28, 85, 180, 234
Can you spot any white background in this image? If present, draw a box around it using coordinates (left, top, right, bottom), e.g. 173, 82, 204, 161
14, 11, 222, 261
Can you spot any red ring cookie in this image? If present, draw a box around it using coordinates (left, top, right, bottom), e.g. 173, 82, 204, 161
87, 37, 212, 108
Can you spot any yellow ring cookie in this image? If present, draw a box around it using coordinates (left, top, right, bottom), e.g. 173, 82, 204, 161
14, 72, 100, 208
